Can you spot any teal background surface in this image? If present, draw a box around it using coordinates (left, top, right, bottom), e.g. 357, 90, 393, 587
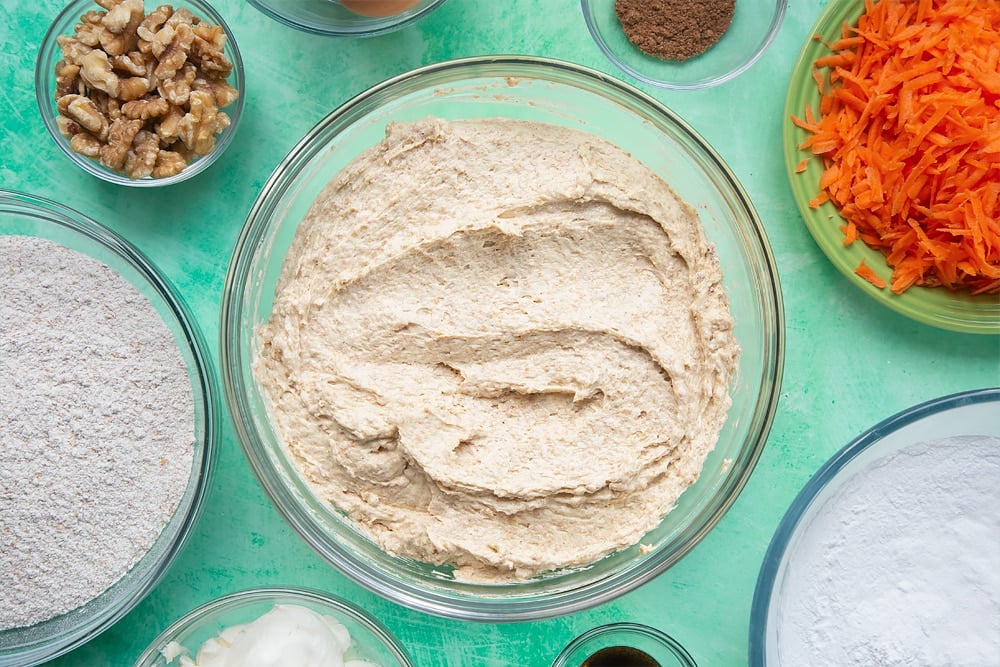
2, 1, 998, 665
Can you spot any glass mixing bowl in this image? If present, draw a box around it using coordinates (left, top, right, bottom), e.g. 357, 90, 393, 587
0, 190, 218, 666
35, 0, 245, 186
133, 587, 413, 667
221, 56, 784, 621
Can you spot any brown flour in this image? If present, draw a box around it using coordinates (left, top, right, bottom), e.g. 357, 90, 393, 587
615, 0, 735, 62
1, 235, 195, 630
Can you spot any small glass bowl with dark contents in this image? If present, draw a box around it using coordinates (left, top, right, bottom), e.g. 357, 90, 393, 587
552, 623, 697, 667
581, 0, 786, 89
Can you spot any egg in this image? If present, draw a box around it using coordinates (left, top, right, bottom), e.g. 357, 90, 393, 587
339, 0, 422, 17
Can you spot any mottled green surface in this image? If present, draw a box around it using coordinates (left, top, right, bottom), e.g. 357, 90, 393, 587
2, 1, 997, 665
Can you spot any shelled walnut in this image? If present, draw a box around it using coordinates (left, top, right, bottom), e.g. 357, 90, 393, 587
52, 0, 239, 180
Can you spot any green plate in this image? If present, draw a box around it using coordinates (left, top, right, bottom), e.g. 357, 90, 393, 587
784, 0, 1000, 334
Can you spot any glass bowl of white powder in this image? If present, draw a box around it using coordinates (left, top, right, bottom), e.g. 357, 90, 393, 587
221, 56, 784, 621
0, 190, 217, 666
134, 587, 413, 667
750, 388, 1000, 666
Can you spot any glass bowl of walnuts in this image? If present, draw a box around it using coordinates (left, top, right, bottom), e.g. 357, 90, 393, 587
35, 0, 245, 186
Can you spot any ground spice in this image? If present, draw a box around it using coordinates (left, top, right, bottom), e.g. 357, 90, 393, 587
615, 0, 735, 62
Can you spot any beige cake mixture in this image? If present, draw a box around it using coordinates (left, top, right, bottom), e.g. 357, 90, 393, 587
253, 117, 739, 582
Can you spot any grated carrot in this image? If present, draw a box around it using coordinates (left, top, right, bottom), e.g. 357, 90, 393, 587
855, 258, 888, 289
792, 0, 1000, 295
841, 220, 859, 245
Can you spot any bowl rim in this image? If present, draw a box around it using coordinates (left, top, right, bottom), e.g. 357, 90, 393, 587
34, 0, 246, 187
221, 54, 784, 621
580, 0, 788, 90
132, 586, 415, 667
748, 386, 1000, 665
246, 0, 449, 37
0, 189, 218, 666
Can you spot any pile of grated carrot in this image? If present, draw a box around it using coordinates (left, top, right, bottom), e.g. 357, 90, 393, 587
792, 0, 1000, 295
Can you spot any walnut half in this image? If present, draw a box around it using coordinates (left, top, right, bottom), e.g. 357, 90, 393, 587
52, 0, 239, 180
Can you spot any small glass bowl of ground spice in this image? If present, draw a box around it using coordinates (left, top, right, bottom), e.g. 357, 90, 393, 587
581, 0, 786, 89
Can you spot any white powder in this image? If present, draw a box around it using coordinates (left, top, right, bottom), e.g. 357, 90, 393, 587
0, 235, 195, 630
774, 434, 1000, 666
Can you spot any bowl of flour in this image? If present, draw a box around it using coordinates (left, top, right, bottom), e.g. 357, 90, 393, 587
0, 190, 217, 666
750, 388, 1000, 666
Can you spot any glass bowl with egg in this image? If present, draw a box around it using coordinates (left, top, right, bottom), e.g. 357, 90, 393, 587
220, 55, 784, 621
0, 190, 217, 666
581, 0, 787, 90
133, 587, 413, 667
35, 0, 245, 186
246, 0, 449, 37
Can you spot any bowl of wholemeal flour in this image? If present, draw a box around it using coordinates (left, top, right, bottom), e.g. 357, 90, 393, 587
0, 190, 217, 666
750, 388, 1000, 666
581, 0, 786, 90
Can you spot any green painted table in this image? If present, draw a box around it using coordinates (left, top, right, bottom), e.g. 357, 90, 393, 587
3, 1, 998, 665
